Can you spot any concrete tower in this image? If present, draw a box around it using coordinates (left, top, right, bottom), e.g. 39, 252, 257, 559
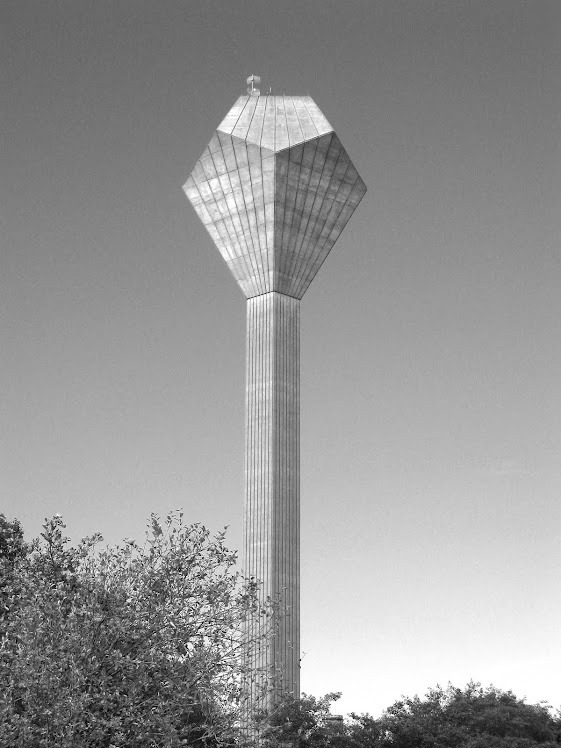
184, 82, 366, 713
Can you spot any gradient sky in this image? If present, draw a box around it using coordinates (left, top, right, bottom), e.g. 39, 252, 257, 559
2, 0, 560, 717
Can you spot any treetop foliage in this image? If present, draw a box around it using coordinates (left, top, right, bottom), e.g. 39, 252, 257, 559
258, 684, 560, 748
0, 512, 262, 747
1, 513, 559, 747
369, 682, 560, 748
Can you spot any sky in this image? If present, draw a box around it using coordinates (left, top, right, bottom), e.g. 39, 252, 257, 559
2, 0, 561, 718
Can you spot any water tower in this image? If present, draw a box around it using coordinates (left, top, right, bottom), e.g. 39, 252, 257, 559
184, 77, 366, 713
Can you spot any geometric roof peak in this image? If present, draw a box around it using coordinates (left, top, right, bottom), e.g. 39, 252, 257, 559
218, 94, 333, 152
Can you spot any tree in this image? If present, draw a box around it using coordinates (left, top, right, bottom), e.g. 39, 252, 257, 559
346, 683, 561, 748
3, 516, 560, 748
0, 512, 266, 747
0, 514, 28, 633
257, 692, 354, 748
257, 684, 561, 748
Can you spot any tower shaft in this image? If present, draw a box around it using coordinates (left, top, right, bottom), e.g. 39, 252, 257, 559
245, 291, 300, 707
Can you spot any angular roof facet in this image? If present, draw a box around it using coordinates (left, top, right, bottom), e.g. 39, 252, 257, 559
217, 95, 333, 151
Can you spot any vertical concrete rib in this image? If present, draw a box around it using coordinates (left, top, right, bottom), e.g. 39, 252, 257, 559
244, 291, 300, 712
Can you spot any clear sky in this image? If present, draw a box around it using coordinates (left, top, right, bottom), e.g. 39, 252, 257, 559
2, 0, 560, 717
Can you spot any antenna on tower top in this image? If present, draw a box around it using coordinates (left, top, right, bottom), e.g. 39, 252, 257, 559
246, 74, 261, 96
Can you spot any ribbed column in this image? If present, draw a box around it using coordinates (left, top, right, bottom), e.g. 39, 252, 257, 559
244, 291, 300, 713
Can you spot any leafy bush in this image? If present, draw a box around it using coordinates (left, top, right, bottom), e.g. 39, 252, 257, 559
256, 684, 560, 748
0, 512, 263, 747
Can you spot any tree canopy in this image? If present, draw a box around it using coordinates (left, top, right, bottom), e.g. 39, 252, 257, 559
254, 685, 560, 748
1, 513, 559, 747
0, 512, 263, 747
368, 682, 560, 747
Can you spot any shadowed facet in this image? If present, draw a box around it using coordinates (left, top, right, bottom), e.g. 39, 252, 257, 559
274, 132, 366, 297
